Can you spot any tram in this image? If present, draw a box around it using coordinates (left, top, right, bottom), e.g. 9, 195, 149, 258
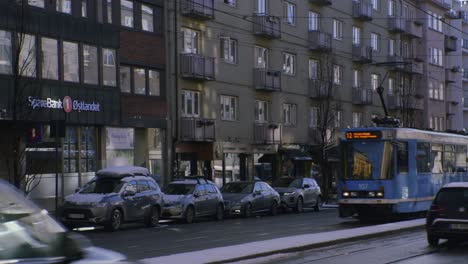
338, 127, 468, 219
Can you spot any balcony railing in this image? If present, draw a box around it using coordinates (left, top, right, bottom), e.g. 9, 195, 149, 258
445, 9, 460, 19
252, 14, 281, 39
387, 55, 404, 71
253, 123, 282, 144
422, 0, 451, 11
180, 0, 214, 19
309, 79, 334, 99
404, 20, 422, 38
352, 45, 373, 63
403, 59, 423, 75
445, 35, 457, 52
446, 102, 457, 115
446, 68, 459, 83
180, 53, 215, 80
352, 87, 373, 105
353, 0, 373, 21
308, 31, 332, 52
388, 17, 405, 33
180, 117, 215, 142
446, 86, 459, 104
309, 0, 332, 6
254, 68, 281, 91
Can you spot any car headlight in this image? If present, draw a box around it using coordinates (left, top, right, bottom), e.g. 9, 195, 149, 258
283, 192, 296, 196
90, 201, 107, 207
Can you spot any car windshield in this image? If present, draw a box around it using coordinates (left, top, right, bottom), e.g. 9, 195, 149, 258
221, 183, 254, 194
342, 141, 393, 180
273, 178, 301, 188
435, 188, 468, 208
80, 178, 123, 194
0, 181, 82, 261
164, 184, 196, 195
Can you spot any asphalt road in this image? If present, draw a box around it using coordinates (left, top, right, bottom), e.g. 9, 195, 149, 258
79, 208, 372, 260
238, 230, 468, 264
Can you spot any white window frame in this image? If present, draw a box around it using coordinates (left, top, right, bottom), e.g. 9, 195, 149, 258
352, 112, 362, 128
429, 47, 443, 66
284, 2, 296, 25
389, 39, 395, 56
256, 0, 266, 14
181, 90, 200, 117
388, 77, 395, 95
120, 0, 134, 28
333, 64, 342, 85
371, 0, 379, 11
352, 26, 361, 45
333, 19, 343, 40
255, 100, 269, 123
56, 0, 72, 14
220, 37, 237, 64
353, 69, 362, 88
309, 59, 318, 80
310, 107, 319, 128
182, 28, 199, 54
283, 52, 295, 75
254, 45, 268, 69
371, 74, 379, 91
334, 111, 343, 128
308, 11, 319, 31
388, 0, 396, 17
283, 103, 297, 126
371, 32, 380, 51
220, 95, 238, 121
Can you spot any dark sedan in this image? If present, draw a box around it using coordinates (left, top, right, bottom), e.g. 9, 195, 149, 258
221, 181, 280, 217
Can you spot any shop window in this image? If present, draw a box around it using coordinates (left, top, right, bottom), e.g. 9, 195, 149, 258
63, 127, 78, 173
80, 127, 96, 172
83, 45, 98, 85
416, 142, 431, 173
102, 48, 116, 86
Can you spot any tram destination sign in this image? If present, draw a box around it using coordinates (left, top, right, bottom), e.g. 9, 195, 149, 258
345, 131, 382, 140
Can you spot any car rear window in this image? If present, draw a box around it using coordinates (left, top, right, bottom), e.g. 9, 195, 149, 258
435, 188, 468, 207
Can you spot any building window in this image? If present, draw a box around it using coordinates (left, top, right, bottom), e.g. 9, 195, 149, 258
224, 0, 236, 7
309, 59, 318, 79
182, 90, 200, 117
28, 0, 45, 8
371, 33, 380, 51
83, 45, 98, 85
63, 41, 79, 82
102, 48, 116, 86
371, 0, 379, 10
371, 74, 379, 91
56, 0, 72, 14
220, 95, 237, 121
333, 64, 342, 85
120, 66, 131, 93
18, 34, 36, 77
220, 37, 237, 64
284, 2, 295, 25
256, 0, 266, 14
283, 103, 297, 126
388, 39, 395, 55
41, 38, 58, 80
352, 26, 361, 45
255, 100, 269, 123
142, 4, 154, 32
388, 0, 396, 17
254, 45, 268, 68
81, 0, 87, 17
106, 0, 113, 23
429, 47, 443, 66
388, 77, 395, 95
148, 70, 160, 96
0, 30, 12, 74
333, 19, 343, 40
283, 52, 295, 75
353, 69, 361, 87
352, 112, 362, 128
308, 11, 319, 31
428, 11, 443, 32
430, 80, 444, 100
134, 68, 146, 95
121, 0, 134, 28
310, 107, 319, 128
334, 111, 342, 128
182, 28, 199, 54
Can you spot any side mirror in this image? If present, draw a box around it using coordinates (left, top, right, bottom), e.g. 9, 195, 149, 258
123, 190, 136, 197
254, 190, 262, 196
193, 191, 201, 198
303, 184, 310, 189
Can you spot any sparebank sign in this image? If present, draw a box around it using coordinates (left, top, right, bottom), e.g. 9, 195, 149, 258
28, 96, 101, 113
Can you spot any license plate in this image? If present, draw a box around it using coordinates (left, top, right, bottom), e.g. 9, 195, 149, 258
68, 213, 85, 219
451, 223, 468, 230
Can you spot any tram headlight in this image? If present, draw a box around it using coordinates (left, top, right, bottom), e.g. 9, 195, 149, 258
350, 192, 358, 197
368, 191, 376, 198
377, 191, 384, 197
343, 191, 350, 197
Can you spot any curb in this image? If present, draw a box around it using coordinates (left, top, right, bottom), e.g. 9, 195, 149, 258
140, 219, 425, 264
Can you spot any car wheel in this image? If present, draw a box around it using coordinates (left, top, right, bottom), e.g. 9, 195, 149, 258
145, 206, 160, 227
184, 206, 195, 224
243, 203, 253, 218
294, 197, 304, 213
427, 234, 439, 247
214, 204, 224, 221
106, 209, 122, 231
314, 196, 322, 212
270, 200, 278, 216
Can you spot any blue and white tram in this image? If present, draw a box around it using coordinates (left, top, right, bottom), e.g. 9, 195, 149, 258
338, 127, 468, 219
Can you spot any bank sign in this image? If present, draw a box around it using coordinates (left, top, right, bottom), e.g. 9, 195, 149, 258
28, 96, 101, 113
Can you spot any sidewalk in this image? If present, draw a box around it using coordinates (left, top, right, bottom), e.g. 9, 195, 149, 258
140, 218, 425, 264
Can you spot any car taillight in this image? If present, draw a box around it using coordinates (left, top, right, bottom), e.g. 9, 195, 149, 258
430, 204, 446, 212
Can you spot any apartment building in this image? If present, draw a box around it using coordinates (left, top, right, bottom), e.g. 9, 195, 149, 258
461, 1, 468, 129
167, 0, 463, 185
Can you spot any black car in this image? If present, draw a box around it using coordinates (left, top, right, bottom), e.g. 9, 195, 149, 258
426, 182, 468, 246
60, 166, 164, 231
272, 177, 322, 213
222, 181, 280, 217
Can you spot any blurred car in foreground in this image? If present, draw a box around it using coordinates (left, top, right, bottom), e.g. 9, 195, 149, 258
60, 166, 163, 231
221, 181, 280, 217
272, 177, 322, 213
0, 179, 126, 263
426, 182, 468, 247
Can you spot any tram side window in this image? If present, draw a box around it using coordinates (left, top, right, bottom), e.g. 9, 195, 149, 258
396, 141, 408, 173
455, 145, 467, 172
416, 142, 431, 173
431, 144, 443, 173
444, 145, 456, 173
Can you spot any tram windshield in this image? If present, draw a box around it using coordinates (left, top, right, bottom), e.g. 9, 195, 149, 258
342, 141, 394, 180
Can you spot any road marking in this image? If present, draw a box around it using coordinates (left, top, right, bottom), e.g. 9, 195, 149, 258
176, 236, 208, 242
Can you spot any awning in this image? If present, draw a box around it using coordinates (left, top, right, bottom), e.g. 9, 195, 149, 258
281, 149, 312, 161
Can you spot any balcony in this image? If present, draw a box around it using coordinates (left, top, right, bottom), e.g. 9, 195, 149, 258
387, 55, 405, 71
446, 102, 457, 115
403, 59, 423, 75
446, 86, 459, 104
180, 0, 214, 20
180, 117, 215, 142
308, 31, 332, 52
352, 87, 373, 105
252, 14, 281, 39
254, 68, 281, 92
353, 1, 372, 21
445, 68, 460, 83
180, 53, 215, 81
421, 0, 451, 10
404, 20, 422, 39
445, 35, 457, 52
309, 0, 332, 6
388, 18, 405, 33
352, 45, 373, 64
445, 9, 460, 19
309, 79, 334, 99
253, 123, 282, 144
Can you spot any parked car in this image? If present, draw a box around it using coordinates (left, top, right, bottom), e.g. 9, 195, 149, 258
222, 181, 280, 217
426, 182, 468, 246
272, 177, 322, 213
162, 177, 224, 224
59, 166, 163, 231
0, 179, 126, 263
